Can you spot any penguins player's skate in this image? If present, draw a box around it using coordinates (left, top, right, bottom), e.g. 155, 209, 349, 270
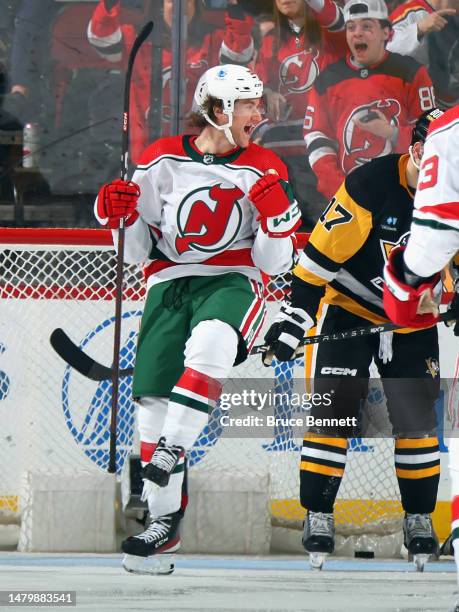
121, 511, 181, 575
302, 511, 334, 570
403, 513, 439, 571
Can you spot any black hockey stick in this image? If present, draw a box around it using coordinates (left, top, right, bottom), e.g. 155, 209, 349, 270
110, 20, 153, 473
250, 310, 455, 356
50, 311, 455, 382
50, 328, 134, 382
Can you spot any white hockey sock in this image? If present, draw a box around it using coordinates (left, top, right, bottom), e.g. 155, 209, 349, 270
161, 367, 222, 449
160, 320, 238, 449
137, 397, 184, 519
137, 396, 168, 442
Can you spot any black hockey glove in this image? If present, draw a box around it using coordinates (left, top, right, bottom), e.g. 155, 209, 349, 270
262, 303, 313, 365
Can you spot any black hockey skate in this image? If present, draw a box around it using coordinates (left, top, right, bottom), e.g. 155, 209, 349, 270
302, 511, 335, 570
121, 511, 181, 575
142, 437, 184, 488
403, 513, 439, 572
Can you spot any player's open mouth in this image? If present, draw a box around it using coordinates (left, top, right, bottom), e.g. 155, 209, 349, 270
244, 125, 252, 134
355, 43, 368, 52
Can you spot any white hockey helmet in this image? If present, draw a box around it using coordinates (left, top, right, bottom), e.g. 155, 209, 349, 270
193, 64, 263, 145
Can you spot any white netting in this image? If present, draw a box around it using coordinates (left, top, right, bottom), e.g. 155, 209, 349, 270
0, 228, 403, 552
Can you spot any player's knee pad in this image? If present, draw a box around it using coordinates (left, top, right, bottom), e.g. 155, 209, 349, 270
137, 396, 168, 442
184, 319, 239, 379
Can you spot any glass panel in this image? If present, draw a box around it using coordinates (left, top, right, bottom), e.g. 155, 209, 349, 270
0, 0, 455, 228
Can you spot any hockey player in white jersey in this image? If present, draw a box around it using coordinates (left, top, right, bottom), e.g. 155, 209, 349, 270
383, 105, 458, 604
94, 64, 301, 574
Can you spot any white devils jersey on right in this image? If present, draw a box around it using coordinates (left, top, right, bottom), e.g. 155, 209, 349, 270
112, 135, 296, 289
404, 105, 459, 277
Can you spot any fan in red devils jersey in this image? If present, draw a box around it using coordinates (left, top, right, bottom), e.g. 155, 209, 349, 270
254, 0, 347, 226
304, 0, 436, 201
87, 0, 256, 164
264, 108, 444, 567
94, 64, 301, 575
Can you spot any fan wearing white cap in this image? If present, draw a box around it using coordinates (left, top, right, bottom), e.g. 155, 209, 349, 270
343, 0, 392, 67
93, 63, 302, 574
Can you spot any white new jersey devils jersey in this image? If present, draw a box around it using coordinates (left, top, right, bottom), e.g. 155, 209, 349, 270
113, 135, 297, 288
405, 105, 459, 277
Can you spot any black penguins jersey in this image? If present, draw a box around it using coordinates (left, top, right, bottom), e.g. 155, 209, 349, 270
293, 153, 416, 325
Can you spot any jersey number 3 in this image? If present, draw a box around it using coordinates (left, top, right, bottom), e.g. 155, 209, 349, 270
418, 154, 439, 190
319, 197, 353, 231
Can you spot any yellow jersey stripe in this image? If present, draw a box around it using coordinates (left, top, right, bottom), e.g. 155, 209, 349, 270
294, 263, 330, 286
300, 461, 345, 477
395, 437, 439, 449
303, 436, 348, 449
395, 465, 440, 479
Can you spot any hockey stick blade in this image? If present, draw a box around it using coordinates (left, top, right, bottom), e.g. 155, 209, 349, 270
250, 310, 456, 357
50, 328, 133, 382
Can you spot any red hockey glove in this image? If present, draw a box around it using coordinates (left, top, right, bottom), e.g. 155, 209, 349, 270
249, 173, 302, 238
383, 246, 441, 328
96, 179, 140, 229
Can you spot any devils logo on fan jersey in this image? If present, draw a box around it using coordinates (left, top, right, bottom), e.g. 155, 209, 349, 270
279, 50, 319, 95
342, 99, 401, 174
175, 183, 244, 255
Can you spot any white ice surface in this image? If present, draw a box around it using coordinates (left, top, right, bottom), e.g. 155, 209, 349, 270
0, 554, 457, 612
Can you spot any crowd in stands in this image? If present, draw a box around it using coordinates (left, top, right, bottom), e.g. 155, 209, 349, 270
0, 0, 457, 228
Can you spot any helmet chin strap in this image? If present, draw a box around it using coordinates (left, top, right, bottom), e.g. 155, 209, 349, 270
203, 112, 236, 146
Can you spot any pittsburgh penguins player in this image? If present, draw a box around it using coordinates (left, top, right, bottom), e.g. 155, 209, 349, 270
264, 107, 444, 570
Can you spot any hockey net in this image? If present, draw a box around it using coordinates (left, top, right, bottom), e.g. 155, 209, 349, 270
0, 228, 406, 554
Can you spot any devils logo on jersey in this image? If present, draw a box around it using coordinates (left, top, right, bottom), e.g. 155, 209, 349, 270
342, 99, 401, 174
279, 50, 319, 95
175, 183, 244, 254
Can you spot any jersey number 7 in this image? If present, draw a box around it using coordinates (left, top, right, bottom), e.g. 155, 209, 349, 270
319, 197, 353, 231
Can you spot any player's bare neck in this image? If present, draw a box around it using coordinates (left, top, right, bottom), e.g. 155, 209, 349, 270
194, 127, 238, 155
405, 158, 419, 190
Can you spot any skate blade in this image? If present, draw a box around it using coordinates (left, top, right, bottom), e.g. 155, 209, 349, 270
122, 553, 175, 575
309, 552, 328, 570
412, 553, 430, 572
448, 592, 459, 612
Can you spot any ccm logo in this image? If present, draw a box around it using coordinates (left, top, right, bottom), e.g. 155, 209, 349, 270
321, 367, 357, 376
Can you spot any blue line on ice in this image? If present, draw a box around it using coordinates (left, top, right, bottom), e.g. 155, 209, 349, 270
0, 556, 455, 572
